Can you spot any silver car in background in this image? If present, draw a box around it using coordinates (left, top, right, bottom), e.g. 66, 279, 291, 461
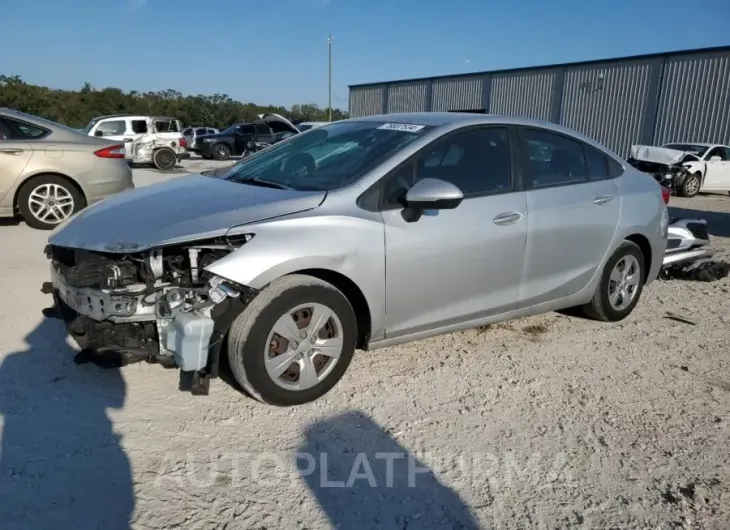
44, 112, 668, 405
0, 108, 133, 229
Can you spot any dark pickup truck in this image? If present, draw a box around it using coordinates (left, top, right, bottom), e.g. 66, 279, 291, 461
194, 113, 300, 160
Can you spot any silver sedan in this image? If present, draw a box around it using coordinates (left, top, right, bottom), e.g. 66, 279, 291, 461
45, 112, 668, 405
0, 108, 133, 229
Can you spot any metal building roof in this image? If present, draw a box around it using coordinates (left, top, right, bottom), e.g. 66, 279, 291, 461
348, 45, 730, 88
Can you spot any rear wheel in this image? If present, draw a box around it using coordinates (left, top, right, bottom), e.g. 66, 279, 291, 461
581, 241, 645, 322
17, 175, 85, 230
680, 172, 701, 197
152, 147, 177, 170
227, 275, 357, 406
213, 143, 231, 160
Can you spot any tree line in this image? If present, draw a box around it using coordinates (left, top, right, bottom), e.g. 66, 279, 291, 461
0, 75, 348, 129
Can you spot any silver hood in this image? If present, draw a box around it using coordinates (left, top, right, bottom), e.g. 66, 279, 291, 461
48, 174, 326, 253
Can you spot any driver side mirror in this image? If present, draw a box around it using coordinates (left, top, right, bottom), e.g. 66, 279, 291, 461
94, 130, 104, 137
405, 178, 463, 210
709, 156, 722, 162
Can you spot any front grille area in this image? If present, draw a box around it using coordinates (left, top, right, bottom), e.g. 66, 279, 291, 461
686, 222, 709, 241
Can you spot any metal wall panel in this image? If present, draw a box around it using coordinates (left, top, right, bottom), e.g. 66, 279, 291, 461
431, 76, 486, 111
349, 86, 386, 117
653, 52, 730, 145
490, 70, 557, 120
387, 81, 430, 113
560, 60, 654, 157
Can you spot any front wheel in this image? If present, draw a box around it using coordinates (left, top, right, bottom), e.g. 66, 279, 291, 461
227, 275, 357, 406
581, 241, 646, 322
17, 175, 85, 230
679, 172, 701, 198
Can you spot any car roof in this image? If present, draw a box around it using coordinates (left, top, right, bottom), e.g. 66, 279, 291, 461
350, 112, 614, 153
91, 114, 179, 121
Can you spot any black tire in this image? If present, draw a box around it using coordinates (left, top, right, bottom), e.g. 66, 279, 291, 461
227, 274, 357, 406
17, 174, 85, 230
581, 241, 646, 322
213, 143, 231, 161
152, 148, 177, 170
679, 172, 701, 198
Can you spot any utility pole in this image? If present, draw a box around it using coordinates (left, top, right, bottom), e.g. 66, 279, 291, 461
328, 33, 333, 121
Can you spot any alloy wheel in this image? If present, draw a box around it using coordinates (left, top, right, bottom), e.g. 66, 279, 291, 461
28, 183, 75, 225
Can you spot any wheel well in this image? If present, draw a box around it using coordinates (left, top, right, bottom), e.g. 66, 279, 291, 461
293, 268, 372, 350
13, 172, 87, 213
625, 234, 652, 281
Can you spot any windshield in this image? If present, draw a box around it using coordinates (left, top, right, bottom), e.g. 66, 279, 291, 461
83, 118, 99, 134
221, 124, 241, 134
297, 124, 313, 132
663, 143, 709, 157
217, 120, 432, 191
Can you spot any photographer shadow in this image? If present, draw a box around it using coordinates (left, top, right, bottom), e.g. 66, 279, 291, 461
298, 410, 480, 529
0, 316, 133, 529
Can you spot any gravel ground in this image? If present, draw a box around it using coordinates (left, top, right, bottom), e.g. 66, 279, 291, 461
0, 160, 728, 529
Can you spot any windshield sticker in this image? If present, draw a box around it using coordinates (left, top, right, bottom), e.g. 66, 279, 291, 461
377, 123, 425, 133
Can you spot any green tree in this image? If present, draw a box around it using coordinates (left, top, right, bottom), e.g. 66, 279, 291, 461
0, 75, 348, 128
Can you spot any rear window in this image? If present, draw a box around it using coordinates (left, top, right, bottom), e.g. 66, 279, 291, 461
154, 120, 181, 133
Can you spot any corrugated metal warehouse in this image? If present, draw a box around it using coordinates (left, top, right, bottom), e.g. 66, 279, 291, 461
348, 46, 730, 158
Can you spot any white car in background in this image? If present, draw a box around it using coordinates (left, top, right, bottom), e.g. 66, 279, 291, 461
660, 143, 730, 197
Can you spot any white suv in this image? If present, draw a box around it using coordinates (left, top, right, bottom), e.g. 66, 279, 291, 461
83, 115, 188, 169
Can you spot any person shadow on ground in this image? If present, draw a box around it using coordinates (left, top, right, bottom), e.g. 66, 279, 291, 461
0, 315, 133, 530
298, 410, 481, 529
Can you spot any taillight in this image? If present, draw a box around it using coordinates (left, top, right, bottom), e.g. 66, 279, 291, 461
95, 145, 126, 159
179, 138, 187, 148
660, 185, 671, 205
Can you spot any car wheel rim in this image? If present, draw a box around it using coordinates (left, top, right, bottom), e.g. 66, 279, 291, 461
264, 302, 344, 391
159, 152, 174, 167
28, 184, 74, 224
686, 176, 700, 194
216, 146, 227, 157
608, 255, 641, 311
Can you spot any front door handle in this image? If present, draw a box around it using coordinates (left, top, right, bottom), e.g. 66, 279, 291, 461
0, 148, 24, 155
593, 195, 614, 205
493, 211, 522, 226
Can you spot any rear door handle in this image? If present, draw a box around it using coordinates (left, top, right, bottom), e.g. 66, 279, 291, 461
493, 211, 522, 226
0, 148, 24, 155
593, 195, 614, 205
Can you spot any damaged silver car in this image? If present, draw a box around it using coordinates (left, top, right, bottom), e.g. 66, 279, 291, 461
43, 113, 667, 406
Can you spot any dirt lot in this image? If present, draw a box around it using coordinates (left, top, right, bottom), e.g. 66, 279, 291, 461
0, 161, 728, 529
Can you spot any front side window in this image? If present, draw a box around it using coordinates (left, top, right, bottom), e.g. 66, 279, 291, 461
254, 124, 270, 135
521, 128, 589, 188
217, 120, 431, 192
96, 120, 127, 136
380, 127, 512, 208
705, 146, 728, 161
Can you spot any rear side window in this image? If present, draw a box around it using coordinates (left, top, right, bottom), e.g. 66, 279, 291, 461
208, 128, 217, 134
96, 119, 127, 136
154, 120, 180, 133
131, 120, 148, 134
2, 117, 49, 140
583, 144, 609, 179
520, 128, 589, 188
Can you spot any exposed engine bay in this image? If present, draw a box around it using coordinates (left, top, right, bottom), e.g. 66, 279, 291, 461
627, 144, 700, 192
42, 235, 257, 394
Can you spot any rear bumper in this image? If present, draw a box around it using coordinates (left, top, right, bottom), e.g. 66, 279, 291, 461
81, 162, 135, 205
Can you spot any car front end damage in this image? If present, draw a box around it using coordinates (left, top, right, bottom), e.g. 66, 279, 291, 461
627, 144, 701, 193
41, 235, 256, 394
